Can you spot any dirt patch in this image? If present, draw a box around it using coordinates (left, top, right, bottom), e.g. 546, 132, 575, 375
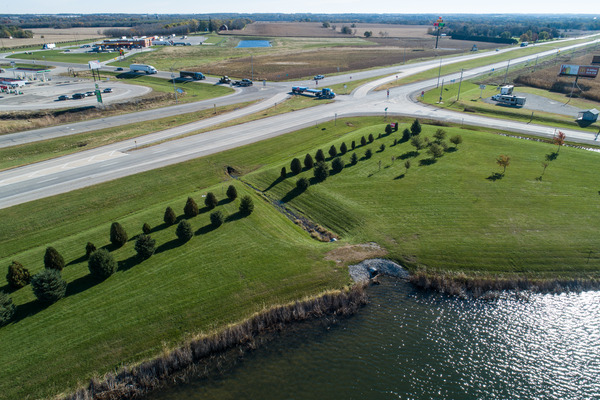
325, 242, 388, 264
1, 27, 107, 49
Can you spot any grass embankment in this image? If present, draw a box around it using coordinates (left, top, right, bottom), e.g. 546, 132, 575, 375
420, 81, 600, 133
0, 72, 234, 135
7, 49, 119, 64
2, 117, 600, 398
0, 101, 256, 171
0, 63, 55, 70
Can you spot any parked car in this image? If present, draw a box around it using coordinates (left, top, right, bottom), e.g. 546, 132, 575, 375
72, 93, 86, 99
314, 74, 325, 80
57, 95, 69, 101
115, 67, 124, 71
103, 88, 113, 93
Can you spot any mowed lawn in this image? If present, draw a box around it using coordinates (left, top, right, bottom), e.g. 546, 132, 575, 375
2, 117, 600, 398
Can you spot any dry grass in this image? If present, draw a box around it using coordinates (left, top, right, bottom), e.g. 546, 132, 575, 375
324, 243, 388, 265
1, 27, 106, 49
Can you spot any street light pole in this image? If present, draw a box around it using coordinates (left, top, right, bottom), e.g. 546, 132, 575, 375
457, 69, 464, 101
503, 59, 511, 84
437, 58, 442, 88
170, 62, 178, 104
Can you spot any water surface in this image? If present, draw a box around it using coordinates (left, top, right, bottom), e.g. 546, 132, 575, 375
236, 40, 272, 48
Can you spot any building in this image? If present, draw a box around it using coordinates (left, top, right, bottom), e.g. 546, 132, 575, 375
577, 108, 599, 123
100, 38, 152, 49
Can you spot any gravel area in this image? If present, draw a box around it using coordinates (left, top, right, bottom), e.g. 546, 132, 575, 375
483, 91, 582, 117
348, 258, 409, 283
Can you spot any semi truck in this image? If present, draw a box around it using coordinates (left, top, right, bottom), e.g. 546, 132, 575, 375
292, 86, 336, 99
491, 94, 526, 107
130, 64, 158, 74
179, 71, 205, 80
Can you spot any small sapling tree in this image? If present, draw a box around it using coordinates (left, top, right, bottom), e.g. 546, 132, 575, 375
226, 185, 238, 201
304, 154, 314, 169
291, 158, 302, 175
315, 149, 325, 162
410, 136, 425, 152
433, 129, 446, 143
554, 130, 566, 153
427, 143, 444, 159
205, 192, 218, 209
44, 247, 64, 271
496, 154, 511, 175
280, 166, 287, 178
110, 222, 128, 247
239, 196, 254, 216
184, 197, 199, 218
164, 206, 177, 226
449, 135, 463, 149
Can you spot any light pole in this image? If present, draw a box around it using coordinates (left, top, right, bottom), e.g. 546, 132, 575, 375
436, 58, 442, 88
503, 59, 511, 85
170, 62, 178, 104
457, 69, 464, 101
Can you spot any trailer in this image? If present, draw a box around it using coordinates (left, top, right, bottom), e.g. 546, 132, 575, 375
179, 71, 205, 80
42, 43, 56, 49
292, 86, 336, 99
499, 85, 514, 95
491, 94, 526, 107
130, 64, 158, 74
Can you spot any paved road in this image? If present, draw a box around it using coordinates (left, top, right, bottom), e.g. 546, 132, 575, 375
1, 36, 599, 209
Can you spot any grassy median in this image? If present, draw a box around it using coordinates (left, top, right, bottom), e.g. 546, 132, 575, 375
1, 117, 600, 399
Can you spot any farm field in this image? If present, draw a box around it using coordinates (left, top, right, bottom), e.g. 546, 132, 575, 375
0, 27, 106, 49
2, 117, 600, 399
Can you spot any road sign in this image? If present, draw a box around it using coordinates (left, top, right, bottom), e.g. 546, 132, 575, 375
479, 84, 486, 90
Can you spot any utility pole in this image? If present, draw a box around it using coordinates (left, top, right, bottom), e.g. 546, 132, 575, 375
170, 62, 178, 104
438, 79, 444, 103
437, 58, 442, 88
503, 59, 511, 85
457, 69, 464, 101
251, 55, 253, 81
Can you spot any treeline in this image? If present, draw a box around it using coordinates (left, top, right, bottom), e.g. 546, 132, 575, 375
0, 24, 32, 38
103, 18, 252, 38
444, 22, 560, 42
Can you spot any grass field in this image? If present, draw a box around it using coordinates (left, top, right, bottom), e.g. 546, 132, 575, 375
7, 49, 121, 64
1, 117, 600, 399
0, 27, 105, 50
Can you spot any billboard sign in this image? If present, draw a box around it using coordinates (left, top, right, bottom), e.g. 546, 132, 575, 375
88, 60, 101, 70
592, 55, 600, 65
560, 64, 599, 78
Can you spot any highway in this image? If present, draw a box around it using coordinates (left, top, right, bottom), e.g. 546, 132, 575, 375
1, 36, 599, 209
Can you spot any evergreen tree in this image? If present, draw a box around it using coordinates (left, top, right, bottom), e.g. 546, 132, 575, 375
313, 161, 330, 181
296, 177, 309, 191
385, 124, 392, 134
85, 242, 97, 258
44, 247, 64, 271
204, 192, 218, 209
410, 119, 422, 136
110, 222, 128, 247
361, 136, 367, 146
239, 196, 254, 216
351, 140, 356, 150
142, 223, 152, 235
88, 249, 117, 279
332, 157, 345, 173
0, 291, 15, 327
226, 185, 238, 201
328, 145, 338, 158
365, 149, 373, 159
210, 211, 224, 228
340, 142, 348, 155
402, 128, 411, 141
280, 166, 287, 178
184, 197, 199, 218
6, 261, 31, 289
176, 220, 193, 242
31, 269, 67, 304
134, 234, 156, 260
304, 153, 314, 169
291, 158, 302, 175
368, 133, 374, 143
164, 206, 177, 226
315, 149, 325, 162
350, 152, 358, 165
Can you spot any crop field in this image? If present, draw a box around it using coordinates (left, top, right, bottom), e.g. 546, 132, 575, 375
0, 27, 106, 49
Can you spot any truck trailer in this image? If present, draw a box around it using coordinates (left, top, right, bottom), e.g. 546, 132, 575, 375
130, 64, 158, 74
491, 94, 526, 107
292, 86, 335, 99
179, 71, 205, 80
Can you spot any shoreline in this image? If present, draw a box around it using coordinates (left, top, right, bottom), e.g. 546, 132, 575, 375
63, 284, 368, 400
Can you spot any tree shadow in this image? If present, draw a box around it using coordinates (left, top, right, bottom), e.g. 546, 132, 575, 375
66, 254, 88, 267
0, 283, 15, 294
309, 177, 326, 186
281, 187, 304, 203
545, 152, 559, 161
11, 299, 51, 325
487, 172, 504, 181
198, 206, 212, 215
394, 173, 406, 180
155, 238, 185, 255
225, 211, 245, 223
66, 274, 101, 297
101, 243, 122, 252
118, 255, 140, 271
151, 222, 169, 233
399, 151, 419, 160
263, 175, 286, 192
218, 197, 234, 206
445, 147, 458, 153
196, 224, 218, 236
419, 158, 437, 166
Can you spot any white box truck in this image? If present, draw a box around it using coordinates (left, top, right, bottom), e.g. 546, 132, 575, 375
130, 64, 158, 74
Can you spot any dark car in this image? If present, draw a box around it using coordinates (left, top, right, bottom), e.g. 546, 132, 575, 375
57, 95, 69, 101
314, 74, 325, 80
103, 88, 113, 93
115, 67, 124, 71
72, 93, 86, 99
233, 78, 253, 87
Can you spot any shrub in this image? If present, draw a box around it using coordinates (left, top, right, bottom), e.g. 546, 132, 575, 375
44, 247, 64, 271
351, 140, 356, 149
184, 197, 199, 218
110, 222, 128, 248
280, 166, 287, 178
377, 133, 382, 139
368, 133, 374, 143
433, 128, 447, 142
210, 211, 224, 228
226, 185, 238, 201
88, 249, 117, 279
6, 261, 31, 289
31, 269, 67, 304
410, 118, 422, 135
142, 223, 151, 235
379, 144, 386, 152
365, 149, 373, 159
427, 143, 444, 159
85, 242, 97, 258
394, 121, 399, 131
328, 145, 337, 158
402, 128, 411, 141
350, 152, 358, 165
304, 153, 314, 169
393, 138, 397, 146
239, 195, 254, 216
176, 220, 193, 242
136, 234, 157, 260
450, 135, 463, 148
315, 149, 325, 162
290, 158, 302, 175
296, 177, 310, 191
205, 192, 218, 209
0, 291, 15, 327
340, 142, 348, 155
313, 161, 330, 181
360, 136, 367, 146
385, 124, 392, 134
410, 136, 424, 151
164, 206, 177, 226
332, 157, 345, 173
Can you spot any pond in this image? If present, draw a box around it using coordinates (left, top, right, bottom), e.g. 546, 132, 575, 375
236, 40, 272, 48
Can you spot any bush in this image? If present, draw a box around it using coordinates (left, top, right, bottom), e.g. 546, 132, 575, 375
332, 157, 345, 173
379, 144, 386, 152
6, 261, 31, 289
290, 158, 302, 175
31, 269, 67, 304
226, 185, 238, 201
385, 124, 392, 134
368, 133, 374, 143
450, 135, 463, 147
313, 161, 330, 181
85, 242, 97, 258
110, 222, 128, 247
296, 177, 309, 191
360, 136, 367, 146
210, 211, 224, 228
184, 197, 199, 218
351, 140, 356, 149
176, 220, 193, 242
433, 128, 447, 142
142, 223, 151, 235
205, 192, 218, 209
88, 249, 117, 279
411, 118, 422, 135
0, 291, 15, 327
315, 149, 325, 162
377, 133, 382, 139
328, 145, 337, 158
365, 149, 373, 159
350, 152, 358, 165
304, 153, 314, 169
340, 142, 348, 155
402, 128, 411, 141
164, 206, 177, 226
239, 195, 254, 216
427, 143, 444, 159
410, 135, 424, 151
280, 166, 287, 178
44, 247, 64, 271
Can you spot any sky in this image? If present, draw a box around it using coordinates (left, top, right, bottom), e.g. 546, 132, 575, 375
3, 0, 600, 15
